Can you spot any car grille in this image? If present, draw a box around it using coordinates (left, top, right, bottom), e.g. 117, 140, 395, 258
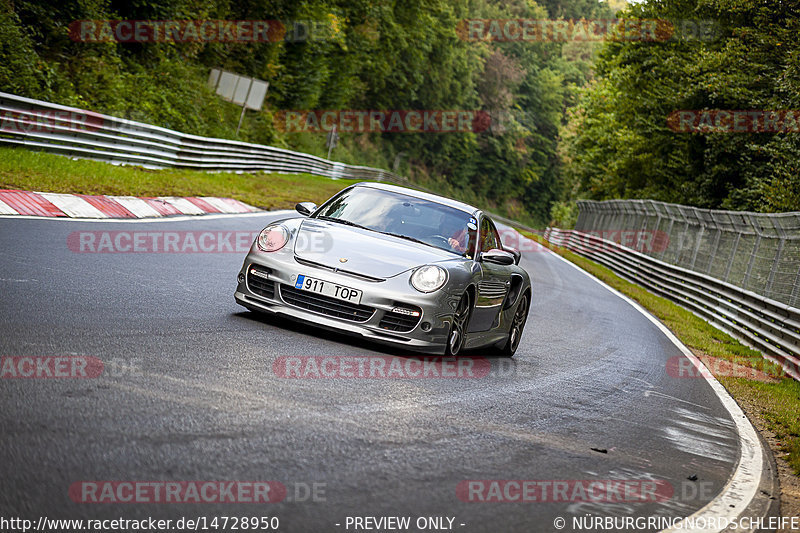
280, 284, 375, 322
379, 307, 422, 332
247, 265, 275, 299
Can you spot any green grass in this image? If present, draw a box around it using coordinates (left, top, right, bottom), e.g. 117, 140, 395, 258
0, 147, 358, 211
524, 231, 800, 476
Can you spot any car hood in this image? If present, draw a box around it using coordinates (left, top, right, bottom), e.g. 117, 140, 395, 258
293, 219, 457, 279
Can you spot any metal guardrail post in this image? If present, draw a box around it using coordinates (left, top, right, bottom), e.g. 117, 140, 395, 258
689, 224, 705, 271
723, 233, 741, 283
742, 234, 762, 291
765, 239, 785, 299
706, 227, 722, 275
660, 216, 675, 261
765, 218, 787, 300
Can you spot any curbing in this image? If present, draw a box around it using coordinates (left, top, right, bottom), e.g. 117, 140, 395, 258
0, 189, 260, 219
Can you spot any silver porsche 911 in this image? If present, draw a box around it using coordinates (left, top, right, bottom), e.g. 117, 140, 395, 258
234, 182, 531, 356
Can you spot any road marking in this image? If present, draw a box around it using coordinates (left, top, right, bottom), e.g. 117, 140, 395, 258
537, 236, 765, 533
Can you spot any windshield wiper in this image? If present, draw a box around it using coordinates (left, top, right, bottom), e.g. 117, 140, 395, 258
316, 215, 370, 230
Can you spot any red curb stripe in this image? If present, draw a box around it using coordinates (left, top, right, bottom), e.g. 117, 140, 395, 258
77, 195, 137, 218
185, 197, 222, 213
142, 198, 182, 216
0, 190, 66, 217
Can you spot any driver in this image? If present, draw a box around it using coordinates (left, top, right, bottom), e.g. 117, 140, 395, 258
448, 229, 467, 253
440, 217, 473, 254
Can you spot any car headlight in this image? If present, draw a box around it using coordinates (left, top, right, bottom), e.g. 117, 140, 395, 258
410, 265, 447, 293
257, 224, 289, 252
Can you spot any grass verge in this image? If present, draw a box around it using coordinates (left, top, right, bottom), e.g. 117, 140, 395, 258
0, 147, 358, 211
522, 231, 800, 520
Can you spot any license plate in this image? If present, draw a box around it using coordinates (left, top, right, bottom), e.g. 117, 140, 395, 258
295, 274, 362, 304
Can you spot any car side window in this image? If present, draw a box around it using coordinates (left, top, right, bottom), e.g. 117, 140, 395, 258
480, 218, 499, 252
488, 219, 502, 250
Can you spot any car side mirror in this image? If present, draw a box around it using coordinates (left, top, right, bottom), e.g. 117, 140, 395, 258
480, 248, 515, 266
295, 202, 317, 216
504, 247, 521, 265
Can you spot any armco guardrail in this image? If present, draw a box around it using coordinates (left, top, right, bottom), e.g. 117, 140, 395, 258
0, 91, 406, 183
544, 227, 800, 381
0, 91, 543, 233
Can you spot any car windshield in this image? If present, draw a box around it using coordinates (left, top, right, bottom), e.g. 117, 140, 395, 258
314, 186, 476, 256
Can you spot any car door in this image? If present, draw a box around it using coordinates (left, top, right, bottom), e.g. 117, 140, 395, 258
468, 216, 511, 332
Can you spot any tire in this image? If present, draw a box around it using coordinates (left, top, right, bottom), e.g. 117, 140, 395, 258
445, 292, 472, 356
494, 293, 529, 357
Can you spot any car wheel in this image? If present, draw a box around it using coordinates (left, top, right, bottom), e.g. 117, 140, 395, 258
495, 293, 528, 357
446, 292, 471, 356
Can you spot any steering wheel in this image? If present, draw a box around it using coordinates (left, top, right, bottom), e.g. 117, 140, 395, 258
427, 234, 452, 247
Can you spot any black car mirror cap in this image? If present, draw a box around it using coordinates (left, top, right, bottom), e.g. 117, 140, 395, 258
295, 202, 317, 216
504, 247, 521, 265
480, 248, 515, 266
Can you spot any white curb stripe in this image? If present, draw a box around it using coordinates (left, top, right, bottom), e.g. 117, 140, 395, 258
200, 197, 244, 213
157, 197, 206, 215
0, 198, 19, 215
110, 196, 164, 218
38, 192, 107, 218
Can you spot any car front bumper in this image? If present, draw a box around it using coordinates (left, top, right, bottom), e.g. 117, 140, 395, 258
234, 248, 464, 353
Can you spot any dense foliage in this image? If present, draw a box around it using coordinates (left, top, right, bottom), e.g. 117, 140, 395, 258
0, 0, 614, 226
564, 0, 800, 213
11, 0, 795, 220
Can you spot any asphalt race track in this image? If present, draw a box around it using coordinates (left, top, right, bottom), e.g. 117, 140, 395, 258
0, 213, 773, 532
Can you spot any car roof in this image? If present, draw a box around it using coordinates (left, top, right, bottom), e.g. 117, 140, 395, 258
351, 182, 481, 216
